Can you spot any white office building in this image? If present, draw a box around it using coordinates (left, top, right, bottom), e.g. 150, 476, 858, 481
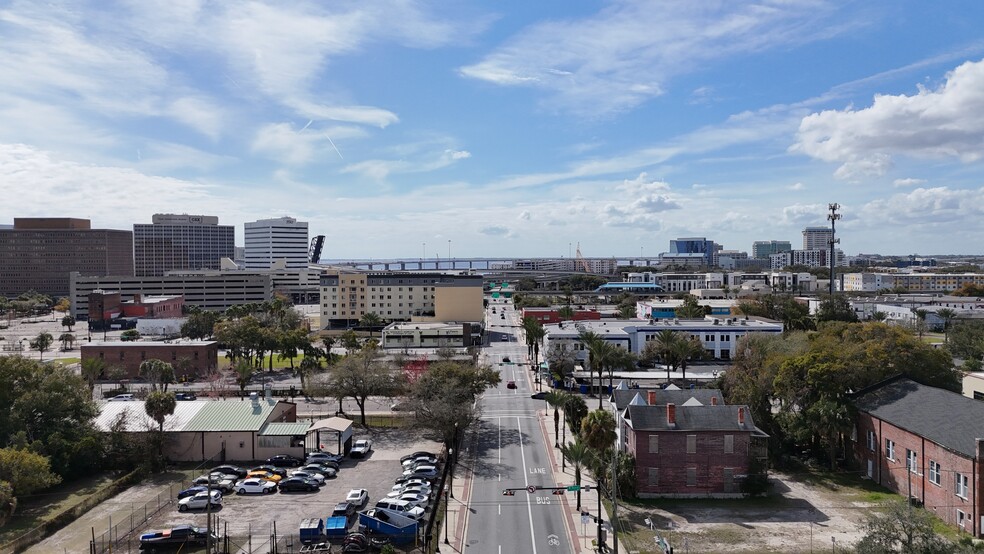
244, 217, 309, 270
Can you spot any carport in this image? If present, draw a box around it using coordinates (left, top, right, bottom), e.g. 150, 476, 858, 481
305, 417, 353, 455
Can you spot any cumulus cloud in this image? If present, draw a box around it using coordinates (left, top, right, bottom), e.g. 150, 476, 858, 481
517, 210, 532, 221
786, 182, 806, 191
859, 187, 984, 226
460, 1, 845, 116
792, 58, 984, 179
479, 225, 512, 237
779, 203, 828, 227
341, 145, 471, 180
894, 177, 927, 188
596, 173, 681, 227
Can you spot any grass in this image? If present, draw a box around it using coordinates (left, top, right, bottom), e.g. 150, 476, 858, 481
0, 472, 116, 544
218, 352, 307, 371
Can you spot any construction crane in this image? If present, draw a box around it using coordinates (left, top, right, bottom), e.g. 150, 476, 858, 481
308, 235, 325, 264
575, 242, 591, 273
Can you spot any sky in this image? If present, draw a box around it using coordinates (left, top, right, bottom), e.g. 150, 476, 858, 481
3, 1, 984, 259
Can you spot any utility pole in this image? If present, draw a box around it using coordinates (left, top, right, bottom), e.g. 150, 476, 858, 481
827, 203, 841, 296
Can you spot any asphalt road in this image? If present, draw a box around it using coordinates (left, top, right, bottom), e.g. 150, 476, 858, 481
462, 303, 574, 553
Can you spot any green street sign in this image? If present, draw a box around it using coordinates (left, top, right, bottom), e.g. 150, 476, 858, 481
566, 485, 580, 492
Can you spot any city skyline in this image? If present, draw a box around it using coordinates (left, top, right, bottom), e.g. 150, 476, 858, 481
2, 2, 984, 257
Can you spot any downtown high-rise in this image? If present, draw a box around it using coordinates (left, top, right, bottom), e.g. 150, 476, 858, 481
133, 214, 235, 276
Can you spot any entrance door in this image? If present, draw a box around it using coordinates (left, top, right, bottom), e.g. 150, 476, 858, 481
867, 459, 873, 479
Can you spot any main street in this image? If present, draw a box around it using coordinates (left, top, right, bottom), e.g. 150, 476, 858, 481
460, 301, 576, 553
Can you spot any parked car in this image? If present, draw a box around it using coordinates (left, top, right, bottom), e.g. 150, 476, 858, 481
176, 486, 208, 500
531, 392, 548, 400
107, 394, 134, 401
235, 478, 277, 495
506, 381, 517, 389
350, 439, 372, 458
211, 465, 248, 478
139, 525, 217, 551
345, 488, 369, 508
401, 455, 437, 469
174, 392, 197, 401
398, 492, 429, 509
250, 465, 288, 477
404, 465, 438, 478
278, 477, 320, 493
266, 454, 303, 468
399, 451, 436, 464
394, 474, 435, 486
177, 490, 221, 512
307, 452, 344, 465
192, 473, 236, 493
386, 484, 431, 498
502, 356, 511, 363
332, 502, 356, 519
373, 499, 425, 520
289, 470, 325, 485
300, 464, 338, 478
246, 470, 283, 482
398, 478, 433, 491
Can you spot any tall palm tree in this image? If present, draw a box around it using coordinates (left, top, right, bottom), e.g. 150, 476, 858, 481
671, 333, 705, 384
145, 391, 177, 459
937, 308, 957, 343
80, 357, 105, 392
544, 391, 567, 448
359, 312, 384, 337
580, 331, 616, 409
605, 347, 637, 400
914, 309, 928, 339
560, 439, 593, 510
654, 329, 680, 382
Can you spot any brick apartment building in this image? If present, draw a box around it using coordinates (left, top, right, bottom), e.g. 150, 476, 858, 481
853, 376, 984, 537
81, 341, 218, 379
620, 388, 768, 497
520, 307, 601, 325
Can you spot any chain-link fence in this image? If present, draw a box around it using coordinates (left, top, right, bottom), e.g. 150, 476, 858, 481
89, 485, 179, 554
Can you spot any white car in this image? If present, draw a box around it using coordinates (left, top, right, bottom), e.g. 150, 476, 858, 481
234, 478, 277, 495
399, 492, 429, 509
387, 484, 431, 498
403, 465, 438, 477
350, 439, 372, 458
401, 455, 437, 470
289, 470, 325, 485
107, 394, 135, 401
346, 488, 369, 508
178, 490, 222, 511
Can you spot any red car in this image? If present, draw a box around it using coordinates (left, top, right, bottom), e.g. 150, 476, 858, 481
506, 381, 517, 389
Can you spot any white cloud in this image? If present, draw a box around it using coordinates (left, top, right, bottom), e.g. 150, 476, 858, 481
460, 1, 846, 116
341, 146, 471, 180
859, 187, 984, 227
786, 182, 806, 191
168, 96, 225, 140
251, 123, 325, 165
779, 203, 828, 227
893, 177, 927, 188
598, 174, 681, 227
793, 58, 984, 179
479, 225, 512, 237
518, 210, 532, 221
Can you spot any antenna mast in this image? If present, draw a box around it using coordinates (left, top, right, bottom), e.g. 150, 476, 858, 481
827, 203, 841, 296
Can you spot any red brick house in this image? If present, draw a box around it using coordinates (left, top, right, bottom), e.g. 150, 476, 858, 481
81, 340, 218, 379
852, 376, 984, 537
521, 307, 601, 325
622, 389, 768, 497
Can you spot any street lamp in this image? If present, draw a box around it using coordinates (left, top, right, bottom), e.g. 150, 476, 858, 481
831, 536, 836, 553
444, 489, 450, 544
449, 447, 455, 499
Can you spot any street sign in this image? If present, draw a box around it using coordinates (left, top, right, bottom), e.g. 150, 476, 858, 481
566, 485, 580, 491
502, 490, 515, 496
526, 485, 537, 494
551, 489, 565, 495
582, 485, 591, 492
581, 514, 591, 525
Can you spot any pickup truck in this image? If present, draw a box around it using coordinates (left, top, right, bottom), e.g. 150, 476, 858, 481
350, 439, 372, 458
139, 525, 217, 551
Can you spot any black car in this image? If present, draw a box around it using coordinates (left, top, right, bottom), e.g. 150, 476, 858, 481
176, 485, 208, 499
251, 465, 288, 478
530, 392, 548, 400
211, 465, 248, 478
278, 477, 320, 493
332, 502, 356, 519
266, 455, 303, 468
139, 525, 217, 551
175, 392, 197, 401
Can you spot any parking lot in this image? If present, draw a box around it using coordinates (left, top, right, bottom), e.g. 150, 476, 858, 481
30, 428, 443, 553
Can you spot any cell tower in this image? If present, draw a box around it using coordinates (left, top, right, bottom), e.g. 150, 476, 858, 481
827, 203, 841, 296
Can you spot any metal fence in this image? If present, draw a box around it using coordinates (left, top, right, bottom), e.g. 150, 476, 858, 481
89, 485, 178, 554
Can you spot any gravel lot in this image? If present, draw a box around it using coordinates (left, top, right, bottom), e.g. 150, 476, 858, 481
29, 428, 443, 553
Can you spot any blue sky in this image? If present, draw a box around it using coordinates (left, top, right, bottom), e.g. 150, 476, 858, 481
3, 1, 984, 259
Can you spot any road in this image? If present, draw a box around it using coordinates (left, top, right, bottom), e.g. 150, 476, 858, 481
461, 301, 574, 553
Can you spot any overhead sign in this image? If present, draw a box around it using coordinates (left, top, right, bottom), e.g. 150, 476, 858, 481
527, 485, 537, 494
566, 485, 580, 491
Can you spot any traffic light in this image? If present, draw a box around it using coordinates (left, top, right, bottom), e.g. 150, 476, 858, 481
552, 489, 565, 495
502, 490, 515, 496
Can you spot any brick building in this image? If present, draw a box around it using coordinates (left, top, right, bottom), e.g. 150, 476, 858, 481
81, 341, 218, 378
621, 388, 768, 497
852, 376, 984, 537
520, 307, 601, 325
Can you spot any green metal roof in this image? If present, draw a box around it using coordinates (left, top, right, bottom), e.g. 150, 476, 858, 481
260, 422, 311, 436
183, 398, 278, 432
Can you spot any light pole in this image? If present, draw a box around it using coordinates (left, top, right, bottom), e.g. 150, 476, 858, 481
443, 489, 450, 544
831, 536, 836, 553
448, 447, 455, 499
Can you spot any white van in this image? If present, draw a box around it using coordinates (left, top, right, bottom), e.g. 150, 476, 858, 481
374, 498, 425, 520
107, 394, 135, 401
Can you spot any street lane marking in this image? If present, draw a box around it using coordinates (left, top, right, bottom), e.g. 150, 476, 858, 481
518, 416, 539, 554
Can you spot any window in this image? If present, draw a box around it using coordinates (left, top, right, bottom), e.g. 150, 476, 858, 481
686, 435, 697, 454
906, 449, 917, 473
956, 473, 969, 499
648, 468, 659, 486
648, 435, 659, 454
686, 467, 696, 487
957, 510, 966, 528
866, 430, 876, 452
724, 435, 734, 454
886, 439, 895, 461
929, 461, 941, 486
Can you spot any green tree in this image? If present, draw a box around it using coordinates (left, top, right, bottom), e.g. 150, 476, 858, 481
80, 357, 105, 392
29, 332, 53, 361
340, 330, 361, 354
546, 342, 576, 385
138, 359, 175, 392
522, 317, 546, 373
579, 330, 616, 409
854, 499, 952, 554
544, 391, 567, 447
329, 344, 402, 425
408, 359, 500, 448
144, 391, 176, 462
580, 410, 616, 452
675, 295, 708, 318
951, 283, 984, 297
181, 308, 221, 340
616, 305, 636, 319
947, 320, 984, 362
560, 439, 592, 511
563, 394, 588, 436
120, 329, 140, 341
913, 309, 929, 339
58, 333, 76, 351
671, 333, 705, 383
359, 312, 384, 337
815, 294, 859, 324
936, 308, 957, 343
653, 329, 682, 381
0, 447, 61, 496
278, 328, 310, 369
60, 314, 76, 332
557, 305, 575, 321
233, 360, 254, 393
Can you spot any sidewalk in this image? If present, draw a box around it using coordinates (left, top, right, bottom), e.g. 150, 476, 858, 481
438, 407, 611, 553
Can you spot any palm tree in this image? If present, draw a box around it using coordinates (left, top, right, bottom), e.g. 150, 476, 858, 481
914, 309, 928, 339
80, 357, 105, 392
61, 314, 76, 331
937, 308, 957, 343
29, 332, 53, 361
581, 409, 617, 452
233, 359, 255, 394
145, 391, 177, 459
359, 312, 384, 337
580, 331, 614, 409
654, 329, 680, 382
671, 333, 705, 384
58, 332, 76, 351
870, 311, 888, 322
563, 394, 588, 436
544, 391, 567, 448
605, 347, 637, 399
560, 439, 593, 510
139, 359, 175, 392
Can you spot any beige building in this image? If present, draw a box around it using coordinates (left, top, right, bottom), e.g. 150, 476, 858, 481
381, 321, 483, 349
843, 272, 984, 293
963, 372, 984, 402
319, 271, 484, 328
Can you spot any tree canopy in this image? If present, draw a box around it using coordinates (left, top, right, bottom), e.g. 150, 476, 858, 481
407, 359, 500, 447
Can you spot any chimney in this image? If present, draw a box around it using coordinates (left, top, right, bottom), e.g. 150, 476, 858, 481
738, 406, 746, 427
647, 390, 657, 406
667, 403, 676, 427
132, 293, 142, 303
711, 396, 718, 406
264, 383, 273, 401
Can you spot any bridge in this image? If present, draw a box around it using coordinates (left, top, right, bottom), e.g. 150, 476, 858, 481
320, 256, 660, 273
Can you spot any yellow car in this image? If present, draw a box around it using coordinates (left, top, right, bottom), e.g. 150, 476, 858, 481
247, 470, 282, 482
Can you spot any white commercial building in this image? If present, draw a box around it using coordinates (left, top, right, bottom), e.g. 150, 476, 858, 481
244, 217, 309, 269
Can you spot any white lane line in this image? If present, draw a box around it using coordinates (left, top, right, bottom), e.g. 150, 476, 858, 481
498, 419, 502, 464
498, 504, 501, 515
518, 416, 539, 554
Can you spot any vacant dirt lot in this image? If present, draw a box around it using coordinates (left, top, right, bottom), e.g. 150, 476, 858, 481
615, 470, 893, 553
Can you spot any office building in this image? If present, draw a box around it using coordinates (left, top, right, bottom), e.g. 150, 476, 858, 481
0, 218, 133, 297
133, 214, 235, 276
802, 226, 833, 251
752, 240, 792, 259
244, 217, 309, 270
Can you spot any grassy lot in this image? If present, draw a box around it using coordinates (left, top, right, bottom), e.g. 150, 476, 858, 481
0, 472, 116, 545
218, 352, 307, 371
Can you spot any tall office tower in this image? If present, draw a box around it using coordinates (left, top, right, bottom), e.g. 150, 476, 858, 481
133, 214, 235, 276
667, 237, 719, 266
0, 218, 133, 297
802, 227, 833, 251
244, 217, 309, 269
752, 240, 792, 259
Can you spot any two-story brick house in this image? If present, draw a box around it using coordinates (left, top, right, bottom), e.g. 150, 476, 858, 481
852, 376, 984, 537
621, 389, 768, 497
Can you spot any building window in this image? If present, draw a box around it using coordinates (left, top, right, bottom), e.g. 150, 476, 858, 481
885, 439, 895, 461
906, 449, 917, 473
866, 430, 876, 452
724, 435, 734, 454
648, 435, 659, 454
956, 473, 969, 499
119, 352, 125, 360
957, 510, 966, 528
686, 435, 697, 454
686, 467, 696, 487
929, 461, 941, 486
648, 468, 659, 487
